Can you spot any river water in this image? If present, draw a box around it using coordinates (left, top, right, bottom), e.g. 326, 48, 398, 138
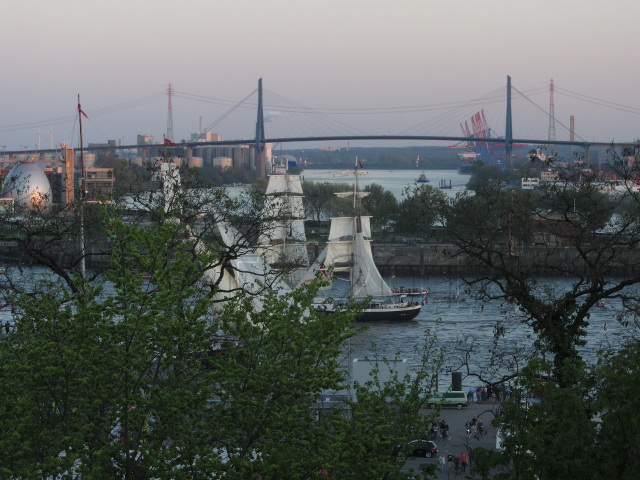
300, 168, 470, 200
346, 275, 633, 390
0, 270, 633, 391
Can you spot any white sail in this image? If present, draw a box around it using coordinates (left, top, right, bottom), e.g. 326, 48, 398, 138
359, 216, 372, 239
258, 172, 309, 286
336, 191, 369, 199
263, 242, 310, 267
295, 246, 331, 290
328, 217, 355, 241
350, 230, 392, 298
266, 175, 303, 195
196, 216, 291, 312
261, 218, 307, 244
325, 240, 353, 272
262, 196, 306, 220
323, 160, 393, 298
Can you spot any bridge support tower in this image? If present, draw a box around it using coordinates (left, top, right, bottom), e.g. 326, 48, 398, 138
505, 75, 513, 170
255, 78, 266, 178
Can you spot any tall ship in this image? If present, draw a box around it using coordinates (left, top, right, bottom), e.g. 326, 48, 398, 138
304, 159, 422, 321
258, 160, 310, 287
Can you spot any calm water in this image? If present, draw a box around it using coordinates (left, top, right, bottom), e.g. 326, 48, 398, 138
348, 275, 632, 389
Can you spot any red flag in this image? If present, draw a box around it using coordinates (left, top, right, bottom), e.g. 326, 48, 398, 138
77, 104, 88, 119
164, 137, 177, 147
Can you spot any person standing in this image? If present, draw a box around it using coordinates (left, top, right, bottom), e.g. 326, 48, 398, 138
447, 452, 454, 471
4, 321, 9, 335
460, 452, 468, 472
438, 453, 445, 471
431, 422, 439, 440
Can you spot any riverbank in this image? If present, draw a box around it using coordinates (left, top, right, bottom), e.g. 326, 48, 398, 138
306, 241, 640, 277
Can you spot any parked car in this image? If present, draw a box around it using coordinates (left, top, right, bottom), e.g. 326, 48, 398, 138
395, 440, 438, 458
426, 391, 468, 410
410, 440, 438, 458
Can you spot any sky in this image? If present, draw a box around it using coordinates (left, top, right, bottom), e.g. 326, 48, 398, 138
1, 0, 639, 153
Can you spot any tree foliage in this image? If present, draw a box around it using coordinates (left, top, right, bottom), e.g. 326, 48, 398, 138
302, 181, 351, 222
361, 183, 399, 240
442, 144, 640, 379
0, 158, 444, 479
444, 144, 640, 479
394, 184, 446, 241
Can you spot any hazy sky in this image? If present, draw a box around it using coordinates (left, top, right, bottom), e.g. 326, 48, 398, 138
2, 0, 639, 152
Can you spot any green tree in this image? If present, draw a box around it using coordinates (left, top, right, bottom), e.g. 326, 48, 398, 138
302, 181, 350, 222
0, 211, 220, 479
443, 143, 640, 479
443, 145, 640, 380
0, 158, 444, 479
591, 342, 640, 478
466, 165, 515, 191
476, 359, 597, 480
362, 183, 398, 241
322, 337, 444, 480
394, 184, 446, 241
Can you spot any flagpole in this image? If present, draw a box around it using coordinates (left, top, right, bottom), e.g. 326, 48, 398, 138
78, 94, 86, 278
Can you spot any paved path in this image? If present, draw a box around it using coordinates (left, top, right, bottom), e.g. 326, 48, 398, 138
402, 399, 502, 479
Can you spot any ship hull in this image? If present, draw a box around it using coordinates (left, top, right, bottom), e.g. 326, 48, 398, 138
313, 301, 422, 322
357, 303, 422, 321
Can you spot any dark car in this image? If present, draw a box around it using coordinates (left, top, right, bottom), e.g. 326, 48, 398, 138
395, 440, 438, 458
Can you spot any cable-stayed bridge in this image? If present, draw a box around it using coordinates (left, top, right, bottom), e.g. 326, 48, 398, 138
2, 76, 638, 172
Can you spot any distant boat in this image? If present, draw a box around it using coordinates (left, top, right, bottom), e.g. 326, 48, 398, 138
416, 172, 429, 183
392, 286, 428, 297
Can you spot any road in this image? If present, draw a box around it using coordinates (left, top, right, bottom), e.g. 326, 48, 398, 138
402, 398, 502, 479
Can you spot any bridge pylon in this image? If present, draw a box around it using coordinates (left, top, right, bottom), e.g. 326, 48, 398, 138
255, 78, 266, 178
505, 75, 513, 170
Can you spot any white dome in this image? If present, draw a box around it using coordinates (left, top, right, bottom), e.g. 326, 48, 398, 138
1, 162, 52, 209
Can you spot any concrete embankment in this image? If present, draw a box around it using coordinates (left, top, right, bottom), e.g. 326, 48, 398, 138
307, 242, 640, 278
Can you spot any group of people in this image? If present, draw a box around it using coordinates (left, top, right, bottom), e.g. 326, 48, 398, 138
467, 383, 513, 403
430, 419, 450, 441
464, 416, 484, 437
439, 450, 471, 473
